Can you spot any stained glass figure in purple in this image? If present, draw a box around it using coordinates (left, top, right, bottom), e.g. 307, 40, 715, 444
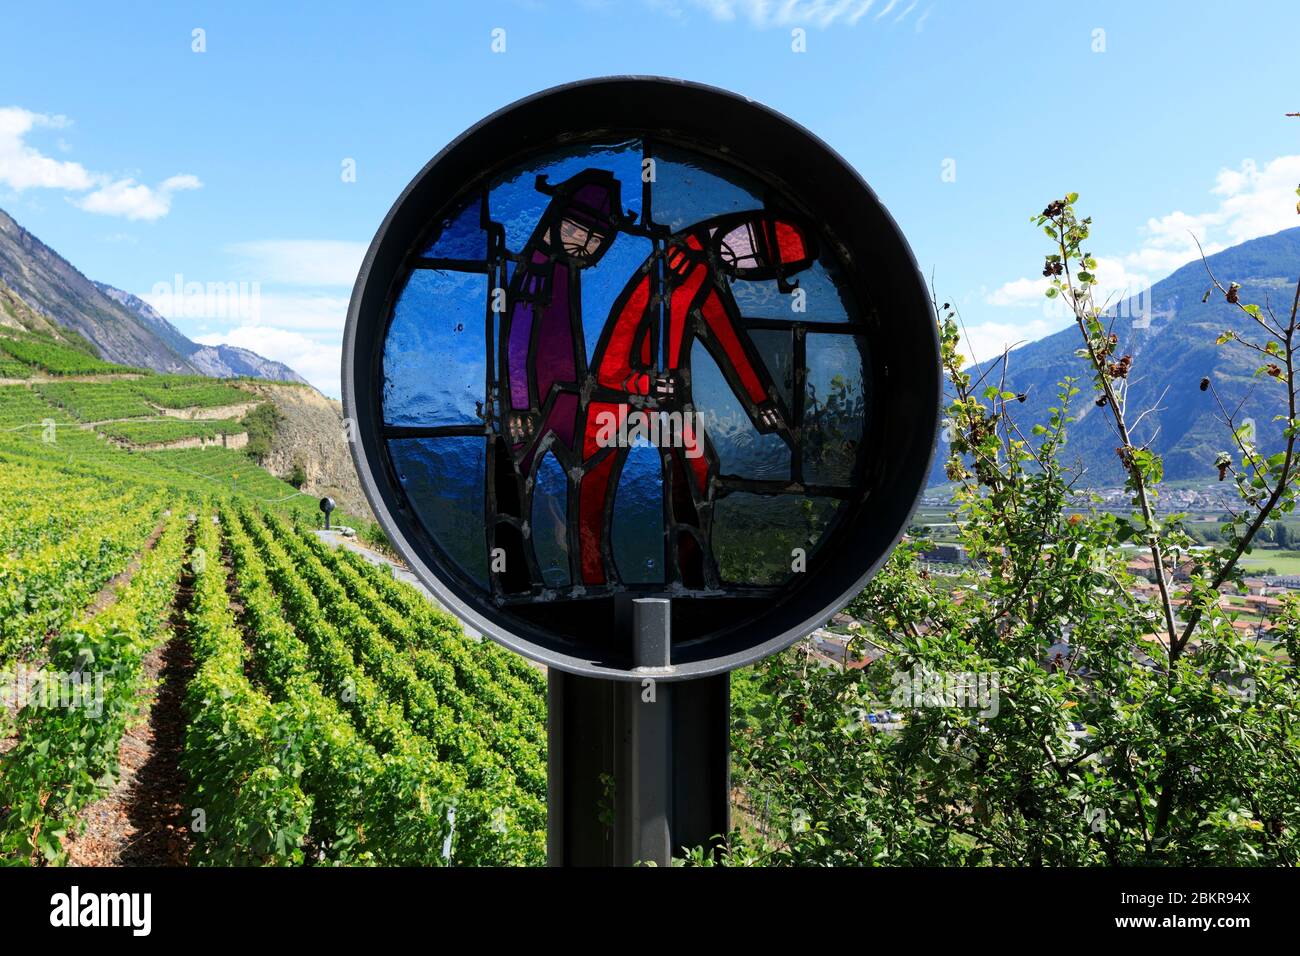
488, 170, 626, 591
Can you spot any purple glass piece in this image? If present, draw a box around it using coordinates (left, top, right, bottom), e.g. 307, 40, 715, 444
507, 301, 533, 408
549, 392, 578, 448
534, 266, 575, 402
571, 183, 613, 221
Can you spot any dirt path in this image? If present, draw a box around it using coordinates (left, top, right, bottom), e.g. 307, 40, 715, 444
63, 534, 197, 866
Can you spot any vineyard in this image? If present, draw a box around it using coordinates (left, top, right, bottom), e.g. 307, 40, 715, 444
0, 370, 547, 866
0, 330, 144, 378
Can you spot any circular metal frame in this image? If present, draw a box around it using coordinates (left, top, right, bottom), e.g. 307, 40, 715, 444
343, 76, 939, 681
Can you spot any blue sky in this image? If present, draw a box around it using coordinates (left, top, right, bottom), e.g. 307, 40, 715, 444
2, 0, 1298, 396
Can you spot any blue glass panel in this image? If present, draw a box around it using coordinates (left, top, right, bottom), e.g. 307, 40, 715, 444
489, 141, 643, 253
802, 334, 868, 486
530, 451, 570, 589
731, 260, 855, 322
691, 341, 789, 481
421, 196, 487, 259
748, 328, 794, 409
388, 437, 487, 585
383, 269, 487, 426
712, 493, 840, 585
650, 145, 764, 232
580, 234, 652, 363
612, 438, 665, 584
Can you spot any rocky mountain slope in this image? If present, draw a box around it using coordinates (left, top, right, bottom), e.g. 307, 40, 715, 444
96, 283, 306, 383
937, 225, 1300, 486
238, 380, 370, 519
0, 206, 302, 383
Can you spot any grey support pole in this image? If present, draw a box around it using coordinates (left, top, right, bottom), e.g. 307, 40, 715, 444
627, 598, 672, 866
547, 597, 730, 866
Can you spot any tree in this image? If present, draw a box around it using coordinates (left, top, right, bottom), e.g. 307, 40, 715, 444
714, 192, 1300, 866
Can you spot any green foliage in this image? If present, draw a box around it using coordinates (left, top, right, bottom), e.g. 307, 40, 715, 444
132, 378, 250, 409
35, 381, 156, 421
241, 401, 281, 463
0, 510, 187, 863
0, 482, 169, 663
181, 510, 312, 865
0, 331, 137, 376
0, 371, 547, 866
0, 359, 33, 379
711, 194, 1300, 867
97, 418, 243, 445
230, 507, 545, 864
356, 520, 391, 554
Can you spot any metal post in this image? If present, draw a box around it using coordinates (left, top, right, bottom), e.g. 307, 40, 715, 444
627, 598, 672, 865
547, 597, 730, 866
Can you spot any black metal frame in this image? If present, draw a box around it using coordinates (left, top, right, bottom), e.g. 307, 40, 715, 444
343, 76, 939, 681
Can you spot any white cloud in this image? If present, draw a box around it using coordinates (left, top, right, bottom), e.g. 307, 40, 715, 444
139, 287, 350, 333
987, 256, 1152, 316
960, 317, 1065, 366
1123, 209, 1223, 275
984, 154, 1300, 332
195, 326, 342, 397
75, 172, 202, 222
247, 292, 351, 331
985, 275, 1048, 308
661, 0, 919, 28
227, 239, 366, 287
0, 105, 200, 220
0, 108, 94, 191
1210, 155, 1300, 245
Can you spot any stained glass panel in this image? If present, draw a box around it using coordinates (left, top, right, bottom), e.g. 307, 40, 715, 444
530, 451, 570, 589
801, 334, 868, 486
712, 493, 840, 585
731, 259, 857, 323
489, 141, 643, 252
611, 438, 665, 585
383, 269, 486, 427
649, 144, 765, 232
388, 437, 488, 585
747, 328, 795, 410
421, 196, 488, 259
691, 340, 789, 481
380, 137, 870, 600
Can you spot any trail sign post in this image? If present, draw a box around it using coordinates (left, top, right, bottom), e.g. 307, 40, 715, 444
342, 77, 938, 865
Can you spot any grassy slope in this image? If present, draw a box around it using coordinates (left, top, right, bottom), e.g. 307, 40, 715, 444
0, 361, 365, 529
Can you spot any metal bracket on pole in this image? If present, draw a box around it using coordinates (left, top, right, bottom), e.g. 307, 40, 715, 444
547, 597, 730, 866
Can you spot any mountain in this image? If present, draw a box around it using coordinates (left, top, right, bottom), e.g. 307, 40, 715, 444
95, 282, 306, 384
0, 207, 304, 383
936, 226, 1300, 486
